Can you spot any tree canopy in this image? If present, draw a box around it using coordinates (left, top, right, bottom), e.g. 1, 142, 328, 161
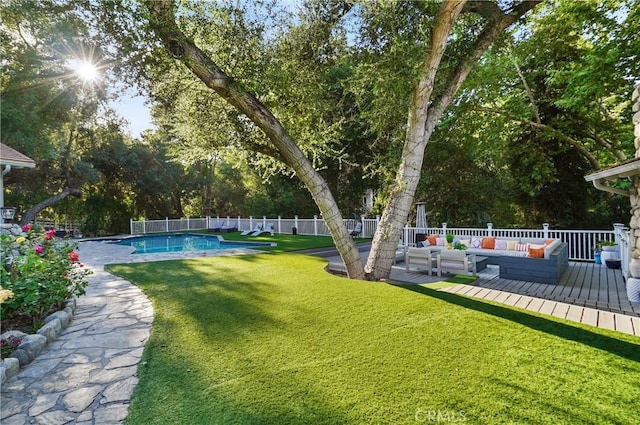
1, 0, 637, 277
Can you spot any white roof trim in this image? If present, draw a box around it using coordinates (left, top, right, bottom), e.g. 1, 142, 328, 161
1, 159, 36, 169
584, 159, 640, 197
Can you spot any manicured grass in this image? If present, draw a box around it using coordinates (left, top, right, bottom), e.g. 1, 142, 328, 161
218, 232, 339, 252
107, 254, 640, 425
196, 231, 363, 252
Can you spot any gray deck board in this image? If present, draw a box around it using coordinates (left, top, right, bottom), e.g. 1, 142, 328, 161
598, 311, 616, 331
502, 293, 521, 307
615, 315, 635, 335
566, 305, 584, 322
630, 316, 640, 336
493, 291, 512, 304
581, 308, 599, 327
471, 262, 639, 317
474, 288, 493, 299
551, 302, 569, 320
514, 295, 534, 310
527, 298, 545, 313
539, 300, 558, 316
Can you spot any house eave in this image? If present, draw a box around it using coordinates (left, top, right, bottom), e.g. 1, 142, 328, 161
584, 159, 640, 197
1, 159, 36, 169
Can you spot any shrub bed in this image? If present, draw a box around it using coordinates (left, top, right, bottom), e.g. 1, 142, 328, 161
0, 224, 92, 359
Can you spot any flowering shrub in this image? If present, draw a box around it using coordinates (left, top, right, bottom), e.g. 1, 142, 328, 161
0, 335, 22, 359
0, 286, 13, 303
0, 224, 92, 328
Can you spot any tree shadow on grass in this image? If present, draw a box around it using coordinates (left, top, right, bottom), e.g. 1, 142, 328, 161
110, 256, 357, 425
395, 284, 640, 362
109, 258, 283, 339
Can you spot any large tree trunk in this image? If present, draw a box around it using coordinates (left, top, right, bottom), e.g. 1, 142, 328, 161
365, 1, 466, 279
144, 0, 365, 279
143, 0, 539, 281
365, 0, 541, 280
19, 187, 83, 225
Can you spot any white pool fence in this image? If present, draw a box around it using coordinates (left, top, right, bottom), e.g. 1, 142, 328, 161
129, 216, 629, 265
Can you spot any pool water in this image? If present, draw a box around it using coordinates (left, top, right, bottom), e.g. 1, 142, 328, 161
115, 234, 268, 254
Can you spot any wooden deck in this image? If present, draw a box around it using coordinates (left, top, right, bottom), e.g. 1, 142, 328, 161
322, 249, 640, 336
470, 262, 638, 316
439, 282, 640, 337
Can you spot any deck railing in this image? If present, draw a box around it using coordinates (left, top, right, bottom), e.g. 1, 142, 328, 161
129, 216, 624, 263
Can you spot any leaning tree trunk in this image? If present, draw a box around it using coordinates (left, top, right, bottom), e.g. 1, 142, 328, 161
144, 0, 365, 279
19, 187, 83, 226
365, 0, 541, 280
365, 0, 466, 279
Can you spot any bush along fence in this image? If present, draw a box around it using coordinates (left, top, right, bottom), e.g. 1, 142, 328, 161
128, 216, 628, 264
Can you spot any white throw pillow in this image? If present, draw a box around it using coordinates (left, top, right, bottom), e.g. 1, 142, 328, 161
495, 240, 508, 250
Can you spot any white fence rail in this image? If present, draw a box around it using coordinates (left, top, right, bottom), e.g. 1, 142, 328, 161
129, 216, 624, 263
129, 216, 371, 238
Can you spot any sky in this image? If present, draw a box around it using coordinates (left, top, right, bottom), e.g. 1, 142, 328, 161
110, 92, 154, 139
69, 59, 154, 139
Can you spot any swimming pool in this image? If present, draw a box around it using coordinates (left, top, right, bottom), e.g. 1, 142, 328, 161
115, 234, 270, 254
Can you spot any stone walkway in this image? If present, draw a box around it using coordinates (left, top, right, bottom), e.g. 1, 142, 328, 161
1, 240, 260, 424
1, 266, 152, 423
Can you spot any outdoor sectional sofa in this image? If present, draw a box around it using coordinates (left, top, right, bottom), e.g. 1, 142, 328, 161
419, 235, 569, 284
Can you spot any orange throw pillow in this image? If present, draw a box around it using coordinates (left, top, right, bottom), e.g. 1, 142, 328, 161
427, 235, 438, 246
482, 237, 496, 249
529, 247, 545, 258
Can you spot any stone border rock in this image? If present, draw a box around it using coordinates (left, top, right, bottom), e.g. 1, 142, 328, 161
0, 297, 76, 384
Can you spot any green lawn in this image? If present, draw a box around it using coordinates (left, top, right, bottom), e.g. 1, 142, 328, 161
107, 253, 640, 425
194, 230, 367, 252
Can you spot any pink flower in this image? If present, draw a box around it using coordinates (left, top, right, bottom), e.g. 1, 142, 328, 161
22, 224, 32, 232
45, 229, 56, 240
68, 251, 80, 262
34, 245, 44, 254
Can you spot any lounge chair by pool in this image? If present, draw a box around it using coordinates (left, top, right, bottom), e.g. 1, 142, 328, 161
207, 221, 225, 232
251, 223, 274, 236
349, 221, 362, 237
219, 221, 238, 233
241, 223, 263, 236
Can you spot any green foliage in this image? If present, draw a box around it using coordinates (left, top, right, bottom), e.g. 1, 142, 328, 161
132, 0, 380, 218
0, 224, 92, 326
440, 0, 638, 228
83, 195, 131, 235
453, 241, 467, 250
507, 124, 593, 227
597, 239, 617, 248
1, 0, 138, 231
2, 0, 638, 234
